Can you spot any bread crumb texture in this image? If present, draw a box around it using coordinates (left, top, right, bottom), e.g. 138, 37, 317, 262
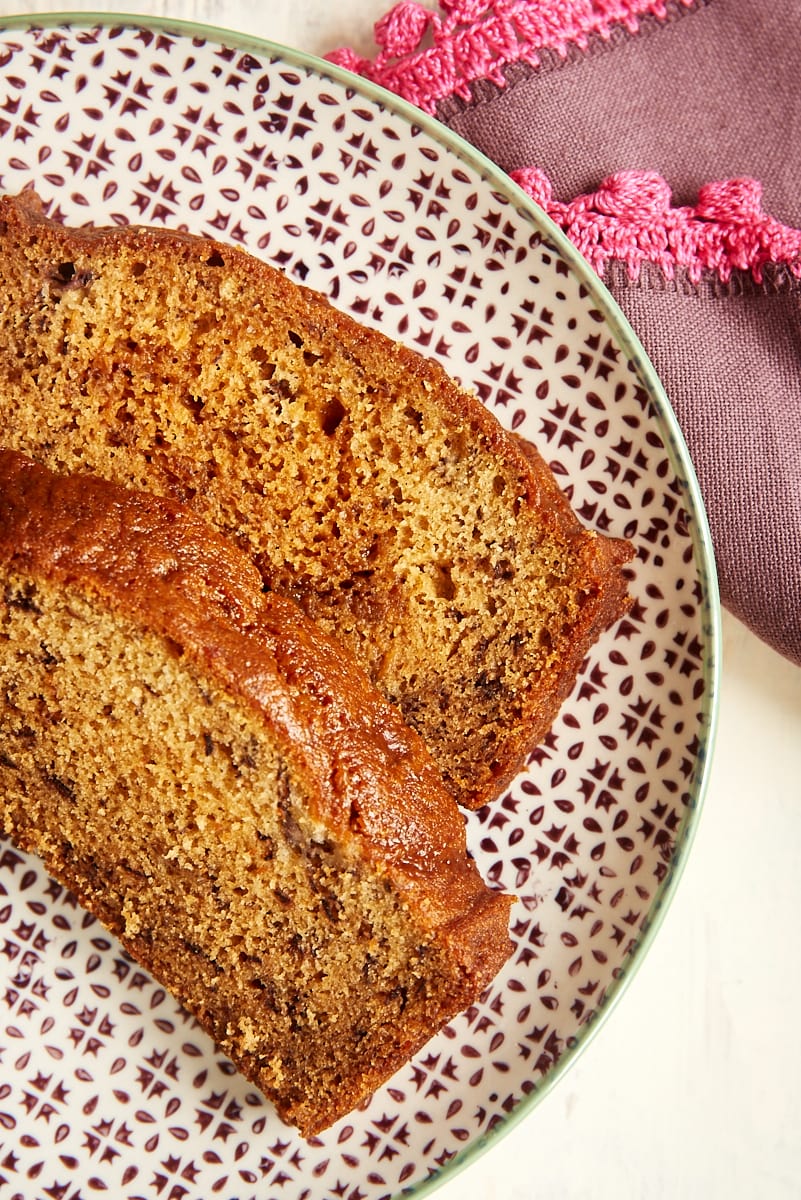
0, 191, 633, 808
0, 450, 513, 1137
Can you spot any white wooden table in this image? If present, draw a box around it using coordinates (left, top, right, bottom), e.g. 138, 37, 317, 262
1, 2, 799, 1197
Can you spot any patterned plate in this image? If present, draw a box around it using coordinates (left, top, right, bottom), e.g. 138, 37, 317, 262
0, 15, 719, 1200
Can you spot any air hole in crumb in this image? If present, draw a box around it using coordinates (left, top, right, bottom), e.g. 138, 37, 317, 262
182, 393, 205, 421
206, 251, 225, 267
287, 329, 304, 348
321, 396, 346, 435
403, 405, 424, 432
162, 635, 183, 659
250, 345, 276, 380
131, 261, 147, 278
50, 261, 93, 289
196, 312, 217, 335
433, 563, 456, 600
492, 474, 506, 495
449, 429, 468, 460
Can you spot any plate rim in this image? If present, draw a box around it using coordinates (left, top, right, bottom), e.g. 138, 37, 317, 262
0, 11, 722, 1198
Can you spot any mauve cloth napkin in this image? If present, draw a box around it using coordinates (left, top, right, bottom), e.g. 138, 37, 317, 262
329, 0, 801, 666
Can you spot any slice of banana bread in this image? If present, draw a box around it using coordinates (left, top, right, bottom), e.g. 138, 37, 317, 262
0, 190, 633, 807
0, 449, 513, 1137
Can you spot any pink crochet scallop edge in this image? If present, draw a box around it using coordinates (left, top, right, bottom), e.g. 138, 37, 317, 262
511, 168, 801, 284
327, 1, 801, 285
326, 0, 699, 115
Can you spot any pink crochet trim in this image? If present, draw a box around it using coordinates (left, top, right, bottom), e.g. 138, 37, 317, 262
327, 0, 698, 115
510, 169, 801, 284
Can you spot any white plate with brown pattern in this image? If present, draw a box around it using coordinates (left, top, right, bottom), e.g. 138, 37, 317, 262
0, 14, 719, 1200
